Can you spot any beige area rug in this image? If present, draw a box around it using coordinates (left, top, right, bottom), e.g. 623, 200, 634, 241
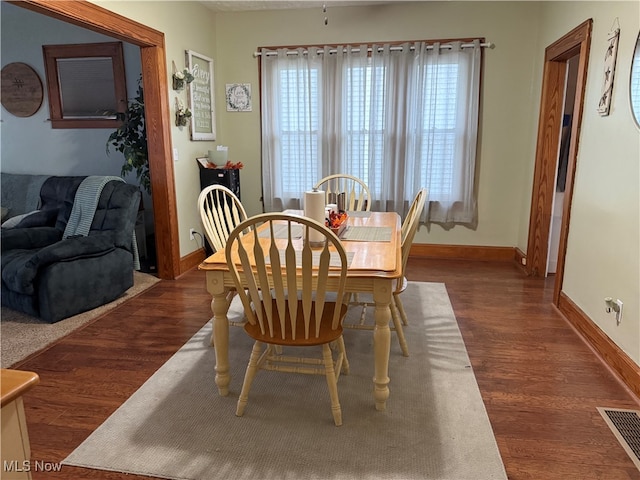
62, 282, 507, 480
1, 271, 160, 368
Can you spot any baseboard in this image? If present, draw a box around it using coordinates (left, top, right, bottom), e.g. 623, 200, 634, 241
179, 248, 207, 276
558, 292, 640, 399
410, 243, 515, 262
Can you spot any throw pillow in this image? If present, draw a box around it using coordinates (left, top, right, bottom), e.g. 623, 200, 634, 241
1, 210, 40, 229
15, 208, 59, 228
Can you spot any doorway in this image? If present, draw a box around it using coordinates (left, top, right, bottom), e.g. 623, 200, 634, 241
14, 0, 180, 279
547, 54, 579, 275
526, 19, 592, 304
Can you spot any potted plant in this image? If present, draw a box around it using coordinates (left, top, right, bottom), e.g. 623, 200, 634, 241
172, 68, 194, 90
175, 102, 192, 127
106, 76, 150, 194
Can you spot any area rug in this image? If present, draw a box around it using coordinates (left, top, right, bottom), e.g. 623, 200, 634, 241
62, 281, 507, 480
1, 271, 160, 368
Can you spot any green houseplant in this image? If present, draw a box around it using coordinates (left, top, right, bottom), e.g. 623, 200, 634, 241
106, 77, 150, 194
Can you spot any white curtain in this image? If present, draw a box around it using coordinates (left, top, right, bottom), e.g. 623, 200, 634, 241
260, 40, 482, 225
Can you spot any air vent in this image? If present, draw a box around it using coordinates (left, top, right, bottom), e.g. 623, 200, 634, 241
598, 407, 640, 470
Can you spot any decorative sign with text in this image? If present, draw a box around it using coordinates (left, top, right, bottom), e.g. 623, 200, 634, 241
186, 50, 216, 140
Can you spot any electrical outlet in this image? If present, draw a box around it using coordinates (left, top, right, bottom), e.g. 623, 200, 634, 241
604, 297, 624, 325
615, 299, 623, 325
189, 228, 196, 240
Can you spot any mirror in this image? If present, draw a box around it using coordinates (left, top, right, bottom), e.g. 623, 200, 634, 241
630, 32, 640, 128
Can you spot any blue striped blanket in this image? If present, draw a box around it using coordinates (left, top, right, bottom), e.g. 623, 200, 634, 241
63, 176, 140, 270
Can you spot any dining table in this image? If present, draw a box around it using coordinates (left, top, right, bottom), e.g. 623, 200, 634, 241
198, 209, 402, 411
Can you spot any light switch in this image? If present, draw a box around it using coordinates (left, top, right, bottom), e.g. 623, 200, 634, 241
173, 147, 179, 162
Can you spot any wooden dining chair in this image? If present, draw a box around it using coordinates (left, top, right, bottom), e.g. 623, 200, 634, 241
198, 184, 248, 327
226, 213, 350, 426
393, 188, 428, 327
345, 188, 427, 357
198, 184, 248, 253
313, 174, 371, 212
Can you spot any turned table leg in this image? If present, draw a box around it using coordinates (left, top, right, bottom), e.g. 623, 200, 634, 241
207, 271, 231, 396
372, 278, 392, 411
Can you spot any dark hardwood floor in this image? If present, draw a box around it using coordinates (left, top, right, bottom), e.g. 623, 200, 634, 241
10, 258, 640, 479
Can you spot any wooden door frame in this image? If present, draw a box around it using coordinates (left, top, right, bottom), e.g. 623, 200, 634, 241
526, 19, 592, 305
12, 0, 181, 280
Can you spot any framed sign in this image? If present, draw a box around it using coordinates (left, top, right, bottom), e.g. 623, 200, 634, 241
226, 83, 252, 112
186, 50, 216, 140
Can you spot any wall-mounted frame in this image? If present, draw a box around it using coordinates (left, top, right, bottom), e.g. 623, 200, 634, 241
1, 62, 44, 117
42, 42, 127, 129
597, 27, 620, 116
226, 83, 252, 112
186, 50, 216, 141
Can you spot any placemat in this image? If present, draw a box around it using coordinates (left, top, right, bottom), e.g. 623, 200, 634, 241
258, 225, 303, 239
345, 211, 372, 218
341, 226, 392, 242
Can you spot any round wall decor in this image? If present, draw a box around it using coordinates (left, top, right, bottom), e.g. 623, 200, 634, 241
1, 62, 44, 117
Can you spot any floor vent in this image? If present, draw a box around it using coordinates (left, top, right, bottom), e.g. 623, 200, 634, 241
598, 407, 640, 470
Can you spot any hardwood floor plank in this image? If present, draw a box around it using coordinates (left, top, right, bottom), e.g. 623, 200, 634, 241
405, 258, 639, 479
9, 259, 640, 479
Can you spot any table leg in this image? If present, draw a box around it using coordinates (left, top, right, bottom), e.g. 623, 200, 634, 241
372, 278, 392, 411
207, 272, 231, 396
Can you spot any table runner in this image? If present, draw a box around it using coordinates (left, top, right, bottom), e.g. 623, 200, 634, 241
267, 250, 355, 267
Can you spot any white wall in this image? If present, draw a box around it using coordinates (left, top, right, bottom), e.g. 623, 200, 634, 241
534, 1, 640, 364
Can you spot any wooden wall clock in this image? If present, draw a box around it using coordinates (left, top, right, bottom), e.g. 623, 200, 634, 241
1, 62, 44, 117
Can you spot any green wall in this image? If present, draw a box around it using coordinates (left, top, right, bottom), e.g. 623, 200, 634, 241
89, 1, 640, 367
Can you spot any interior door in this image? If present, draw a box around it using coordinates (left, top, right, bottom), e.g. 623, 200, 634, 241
526, 20, 592, 305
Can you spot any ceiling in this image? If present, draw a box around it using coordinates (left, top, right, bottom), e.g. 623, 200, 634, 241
199, 1, 394, 12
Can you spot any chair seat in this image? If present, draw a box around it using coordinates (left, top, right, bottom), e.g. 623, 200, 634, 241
245, 299, 346, 346
393, 276, 408, 295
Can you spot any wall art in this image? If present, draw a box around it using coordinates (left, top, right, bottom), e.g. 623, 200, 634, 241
1, 62, 43, 117
225, 83, 252, 112
598, 25, 620, 116
186, 50, 216, 140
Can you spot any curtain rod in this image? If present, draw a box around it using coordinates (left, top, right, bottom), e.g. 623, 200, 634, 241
253, 42, 494, 57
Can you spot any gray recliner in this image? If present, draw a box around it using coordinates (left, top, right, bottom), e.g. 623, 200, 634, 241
1, 174, 141, 323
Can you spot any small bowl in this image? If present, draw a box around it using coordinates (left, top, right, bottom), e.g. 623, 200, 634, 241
330, 223, 346, 237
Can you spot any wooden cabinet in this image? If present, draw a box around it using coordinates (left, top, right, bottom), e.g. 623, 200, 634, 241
1, 369, 39, 480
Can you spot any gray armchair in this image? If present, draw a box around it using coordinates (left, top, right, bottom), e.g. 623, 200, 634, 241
1, 174, 141, 323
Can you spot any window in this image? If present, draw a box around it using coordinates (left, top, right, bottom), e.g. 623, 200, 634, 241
42, 42, 127, 129
261, 41, 482, 224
